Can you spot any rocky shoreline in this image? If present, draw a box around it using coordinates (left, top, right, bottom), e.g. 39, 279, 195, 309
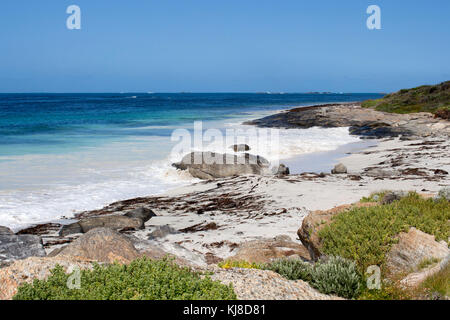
1, 102, 449, 300
245, 103, 450, 139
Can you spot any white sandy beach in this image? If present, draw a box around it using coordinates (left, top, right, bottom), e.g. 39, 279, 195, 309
120, 136, 450, 265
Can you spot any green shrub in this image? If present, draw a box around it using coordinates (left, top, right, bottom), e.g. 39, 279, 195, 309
361, 81, 450, 117
310, 256, 362, 299
318, 193, 450, 271
264, 258, 313, 281
263, 257, 362, 299
13, 257, 237, 300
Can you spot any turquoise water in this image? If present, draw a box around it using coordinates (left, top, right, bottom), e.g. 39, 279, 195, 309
0, 93, 383, 229
0, 93, 381, 156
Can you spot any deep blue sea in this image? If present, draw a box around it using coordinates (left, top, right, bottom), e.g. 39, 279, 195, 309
0, 92, 383, 229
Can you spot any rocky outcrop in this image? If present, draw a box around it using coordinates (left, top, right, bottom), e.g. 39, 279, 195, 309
59, 222, 83, 237
209, 267, 342, 300
0, 226, 14, 235
0, 234, 46, 265
172, 152, 270, 180
0, 256, 94, 300
52, 228, 140, 264
331, 163, 347, 174
59, 207, 154, 237
385, 227, 449, 276
297, 203, 378, 260
124, 207, 157, 222
228, 236, 311, 264
59, 215, 144, 237
245, 103, 450, 139
79, 215, 144, 233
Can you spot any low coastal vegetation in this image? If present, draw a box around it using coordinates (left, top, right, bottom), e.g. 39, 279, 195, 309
265, 256, 362, 299
13, 257, 236, 300
220, 257, 363, 299
362, 81, 450, 119
318, 193, 450, 271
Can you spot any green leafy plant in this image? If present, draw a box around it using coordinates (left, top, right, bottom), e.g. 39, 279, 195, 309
309, 256, 363, 299
264, 258, 313, 281
263, 256, 362, 299
13, 257, 237, 300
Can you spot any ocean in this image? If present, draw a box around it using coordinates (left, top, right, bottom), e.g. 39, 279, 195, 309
0, 93, 383, 230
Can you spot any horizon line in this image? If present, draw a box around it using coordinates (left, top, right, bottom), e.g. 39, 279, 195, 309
0, 91, 386, 95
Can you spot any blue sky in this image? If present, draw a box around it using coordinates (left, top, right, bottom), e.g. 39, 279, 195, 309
0, 0, 449, 93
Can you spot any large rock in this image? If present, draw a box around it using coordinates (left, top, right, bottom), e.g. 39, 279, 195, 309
0, 256, 93, 300
331, 163, 347, 174
209, 267, 342, 300
53, 228, 140, 264
228, 236, 311, 264
173, 152, 270, 180
59, 212, 149, 237
297, 203, 378, 260
59, 222, 83, 237
0, 235, 46, 265
385, 227, 449, 275
124, 207, 157, 222
78, 215, 144, 233
0, 226, 14, 235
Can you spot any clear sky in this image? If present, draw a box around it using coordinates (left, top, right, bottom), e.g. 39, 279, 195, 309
0, 0, 449, 93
